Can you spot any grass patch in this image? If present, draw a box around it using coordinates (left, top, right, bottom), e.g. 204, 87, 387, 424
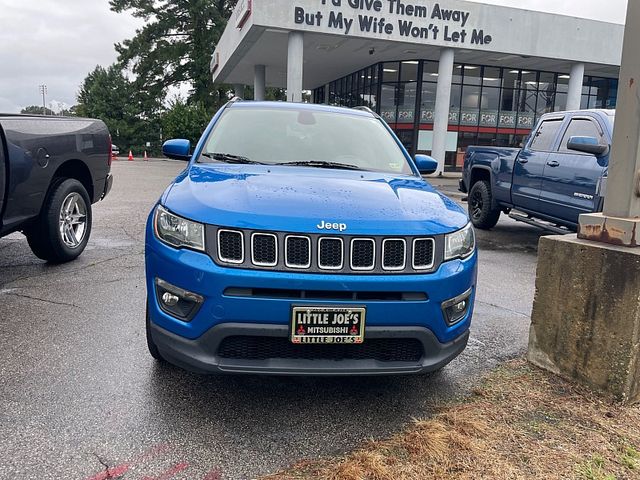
264, 359, 640, 480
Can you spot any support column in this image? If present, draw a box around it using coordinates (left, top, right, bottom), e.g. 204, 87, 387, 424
233, 84, 245, 99
324, 84, 330, 105
566, 63, 585, 111
432, 48, 455, 176
578, 0, 640, 243
287, 31, 304, 103
528, 1, 640, 404
254, 65, 266, 101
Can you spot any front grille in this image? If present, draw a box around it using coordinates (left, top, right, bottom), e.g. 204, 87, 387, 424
208, 227, 439, 274
252, 233, 277, 266
218, 336, 424, 363
286, 236, 311, 268
318, 238, 343, 269
382, 239, 406, 270
218, 230, 244, 263
351, 239, 375, 270
413, 239, 435, 269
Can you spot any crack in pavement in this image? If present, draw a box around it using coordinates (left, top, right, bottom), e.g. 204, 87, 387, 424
1, 252, 144, 289
94, 453, 110, 472
3, 291, 80, 309
476, 300, 531, 318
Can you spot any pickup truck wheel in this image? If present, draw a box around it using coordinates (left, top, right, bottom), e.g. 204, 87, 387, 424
26, 179, 92, 263
469, 181, 501, 230
146, 304, 165, 362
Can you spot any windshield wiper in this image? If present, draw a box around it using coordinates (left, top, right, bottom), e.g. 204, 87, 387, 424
279, 161, 362, 171
201, 152, 266, 165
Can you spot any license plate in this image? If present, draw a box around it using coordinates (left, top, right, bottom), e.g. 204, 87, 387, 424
291, 306, 366, 344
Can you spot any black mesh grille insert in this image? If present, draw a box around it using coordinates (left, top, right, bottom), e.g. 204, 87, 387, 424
218, 230, 243, 262
413, 239, 435, 269
252, 234, 277, 265
286, 236, 311, 267
319, 238, 343, 269
351, 239, 375, 269
218, 336, 424, 362
383, 240, 405, 269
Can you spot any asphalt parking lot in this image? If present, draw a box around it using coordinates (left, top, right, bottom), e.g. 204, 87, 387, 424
0, 161, 544, 480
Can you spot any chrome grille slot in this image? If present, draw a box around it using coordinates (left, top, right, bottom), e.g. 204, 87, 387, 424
285, 235, 311, 268
251, 233, 277, 266
412, 238, 435, 270
218, 230, 244, 264
318, 237, 343, 270
382, 239, 406, 271
350, 239, 375, 270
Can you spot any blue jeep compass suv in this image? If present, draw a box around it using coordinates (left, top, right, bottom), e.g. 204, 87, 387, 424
145, 100, 477, 376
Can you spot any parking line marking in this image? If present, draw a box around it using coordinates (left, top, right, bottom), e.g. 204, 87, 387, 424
141, 462, 189, 480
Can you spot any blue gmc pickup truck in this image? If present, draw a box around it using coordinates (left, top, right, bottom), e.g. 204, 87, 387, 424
460, 109, 613, 232
145, 100, 477, 376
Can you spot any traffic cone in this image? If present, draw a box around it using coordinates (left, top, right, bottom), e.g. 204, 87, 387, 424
144, 151, 148, 162
128, 150, 134, 161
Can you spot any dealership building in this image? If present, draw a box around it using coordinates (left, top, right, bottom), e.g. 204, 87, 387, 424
211, 0, 624, 173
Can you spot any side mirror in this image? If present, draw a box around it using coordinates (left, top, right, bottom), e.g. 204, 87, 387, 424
162, 139, 192, 161
567, 136, 609, 156
414, 154, 438, 175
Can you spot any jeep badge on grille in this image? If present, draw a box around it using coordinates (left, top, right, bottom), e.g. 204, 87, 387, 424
317, 220, 347, 232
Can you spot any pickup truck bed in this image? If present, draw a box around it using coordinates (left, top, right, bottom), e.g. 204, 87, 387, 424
460, 109, 613, 231
0, 114, 112, 262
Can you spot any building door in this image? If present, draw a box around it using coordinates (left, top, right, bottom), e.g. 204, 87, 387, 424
395, 130, 415, 157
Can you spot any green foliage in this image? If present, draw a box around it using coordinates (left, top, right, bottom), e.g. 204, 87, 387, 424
109, 0, 235, 110
576, 455, 617, 480
161, 98, 212, 145
21, 105, 57, 116
76, 65, 162, 154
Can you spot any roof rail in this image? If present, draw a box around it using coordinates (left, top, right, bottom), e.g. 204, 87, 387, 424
228, 96, 243, 103
352, 106, 377, 116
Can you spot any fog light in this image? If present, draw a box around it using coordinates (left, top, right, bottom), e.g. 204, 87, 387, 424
162, 292, 180, 307
155, 278, 204, 322
442, 288, 473, 326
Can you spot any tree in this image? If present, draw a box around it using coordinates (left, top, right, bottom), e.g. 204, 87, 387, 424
76, 65, 162, 153
21, 105, 56, 115
161, 97, 212, 146
109, 0, 235, 111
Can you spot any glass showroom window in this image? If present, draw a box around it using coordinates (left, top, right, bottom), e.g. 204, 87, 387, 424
397, 61, 419, 124
537, 72, 557, 115
380, 62, 400, 122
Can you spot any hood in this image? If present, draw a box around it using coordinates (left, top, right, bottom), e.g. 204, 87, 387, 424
164, 164, 468, 236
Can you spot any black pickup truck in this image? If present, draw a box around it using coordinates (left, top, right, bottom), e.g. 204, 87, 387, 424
0, 115, 112, 262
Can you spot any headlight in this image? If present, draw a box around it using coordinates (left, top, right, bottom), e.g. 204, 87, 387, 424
154, 205, 205, 251
444, 223, 475, 261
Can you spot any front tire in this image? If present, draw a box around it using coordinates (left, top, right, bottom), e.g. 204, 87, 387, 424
26, 178, 92, 263
468, 180, 501, 230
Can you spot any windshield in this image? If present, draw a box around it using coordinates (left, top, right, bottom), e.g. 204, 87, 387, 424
200, 107, 414, 175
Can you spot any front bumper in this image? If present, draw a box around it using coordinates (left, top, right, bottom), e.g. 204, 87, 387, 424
150, 321, 470, 376
459, 178, 467, 193
145, 219, 478, 375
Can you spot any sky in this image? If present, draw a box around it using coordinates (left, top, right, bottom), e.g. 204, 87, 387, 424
0, 0, 629, 114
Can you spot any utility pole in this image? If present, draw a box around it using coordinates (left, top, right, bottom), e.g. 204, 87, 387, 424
39, 85, 47, 115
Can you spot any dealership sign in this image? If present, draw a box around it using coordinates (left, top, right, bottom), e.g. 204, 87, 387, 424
235, 0, 252, 28
294, 0, 493, 46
